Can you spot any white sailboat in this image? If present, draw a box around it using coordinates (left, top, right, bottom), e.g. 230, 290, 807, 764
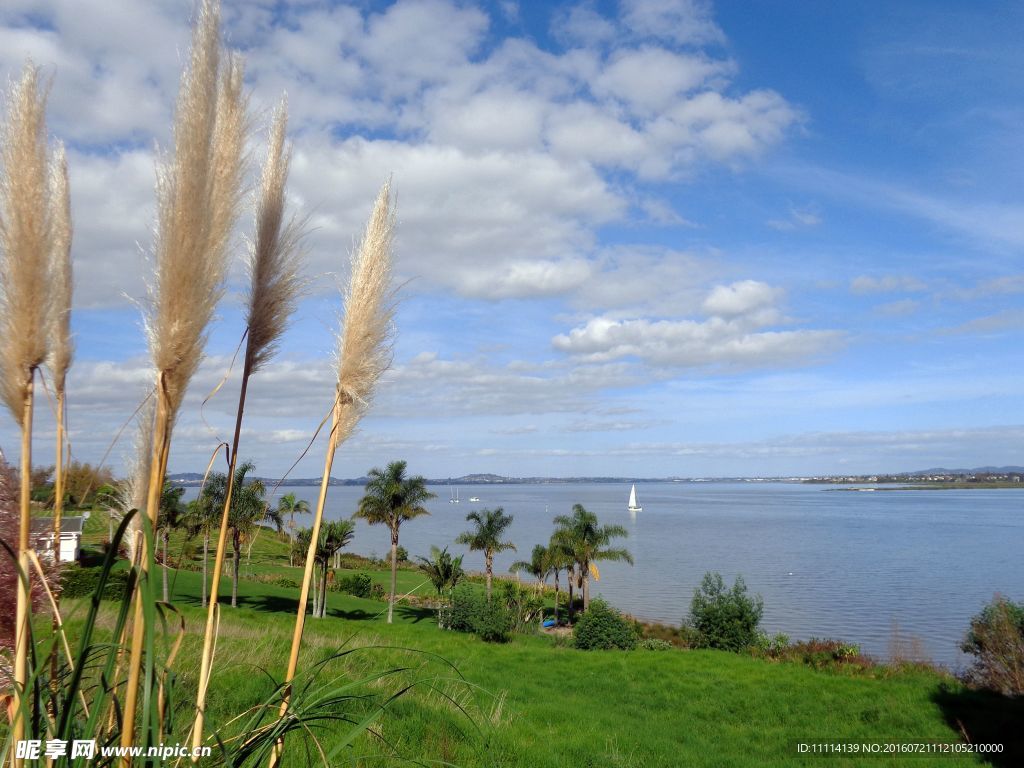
449, 485, 460, 504
627, 483, 642, 513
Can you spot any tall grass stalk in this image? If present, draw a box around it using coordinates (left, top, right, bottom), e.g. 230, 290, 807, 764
0, 62, 62, 761
271, 181, 395, 766
48, 144, 72, 566
192, 99, 304, 754
121, 0, 244, 752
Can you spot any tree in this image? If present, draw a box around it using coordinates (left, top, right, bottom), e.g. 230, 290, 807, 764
354, 460, 435, 624
276, 492, 310, 566
156, 483, 187, 602
199, 461, 280, 607
456, 507, 516, 601
509, 543, 551, 595
688, 572, 764, 652
305, 520, 355, 618
547, 536, 575, 623
184, 491, 221, 608
551, 504, 633, 612
417, 545, 464, 627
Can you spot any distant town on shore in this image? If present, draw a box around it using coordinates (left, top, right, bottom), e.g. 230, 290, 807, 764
166, 466, 1024, 488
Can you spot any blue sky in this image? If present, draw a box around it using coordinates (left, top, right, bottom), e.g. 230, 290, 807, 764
1, 0, 1022, 478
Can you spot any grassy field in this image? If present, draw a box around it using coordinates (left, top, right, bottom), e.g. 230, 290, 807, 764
53, 528, 1022, 768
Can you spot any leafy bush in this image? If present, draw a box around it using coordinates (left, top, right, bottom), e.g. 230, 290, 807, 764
395, 545, 409, 562
961, 596, 1024, 695
448, 585, 513, 642
753, 632, 791, 658
332, 572, 373, 598
369, 583, 386, 600
474, 600, 513, 643
638, 638, 673, 651
274, 576, 299, 589
499, 581, 544, 633
60, 566, 129, 600
574, 599, 638, 650
687, 572, 763, 652
778, 639, 866, 670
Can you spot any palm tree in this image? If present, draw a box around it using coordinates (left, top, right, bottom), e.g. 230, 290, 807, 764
547, 536, 575, 622
552, 503, 633, 612
276, 492, 311, 566
184, 492, 221, 608
157, 483, 187, 602
200, 461, 280, 607
456, 507, 516, 601
354, 460, 435, 624
311, 519, 355, 618
509, 543, 551, 595
417, 545, 464, 627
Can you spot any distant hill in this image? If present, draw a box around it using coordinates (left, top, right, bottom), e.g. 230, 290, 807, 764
902, 466, 1024, 476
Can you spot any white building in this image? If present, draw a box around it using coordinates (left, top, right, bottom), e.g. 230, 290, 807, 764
32, 515, 84, 563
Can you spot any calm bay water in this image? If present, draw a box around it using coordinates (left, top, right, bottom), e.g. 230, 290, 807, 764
201, 481, 1023, 668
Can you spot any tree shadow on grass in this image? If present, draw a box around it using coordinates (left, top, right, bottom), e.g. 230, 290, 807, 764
931, 682, 1024, 767
394, 604, 435, 624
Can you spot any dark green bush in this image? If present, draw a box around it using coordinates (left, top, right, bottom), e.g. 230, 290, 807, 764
961, 596, 1024, 695
395, 546, 409, 562
369, 583, 386, 600
332, 572, 373, 598
448, 585, 513, 642
574, 599, 638, 650
274, 576, 299, 589
60, 566, 129, 600
687, 572, 763, 652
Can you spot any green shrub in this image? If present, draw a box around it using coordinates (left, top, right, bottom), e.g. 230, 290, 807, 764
60, 566, 129, 600
332, 572, 373, 598
369, 583, 386, 601
448, 585, 513, 642
499, 581, 544, 633
638, 638, 673, 651
961, 596, 1024, 695
574, 599, 638, 651
687, 572, 764, 652
753, 632, 790, 658
395, 545, 409, 562
274, 576, 299, 589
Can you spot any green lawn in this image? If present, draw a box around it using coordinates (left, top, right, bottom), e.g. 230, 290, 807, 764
53, 551, 1022, 768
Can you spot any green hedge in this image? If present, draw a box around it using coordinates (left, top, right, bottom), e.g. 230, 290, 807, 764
60, 566, 130, 600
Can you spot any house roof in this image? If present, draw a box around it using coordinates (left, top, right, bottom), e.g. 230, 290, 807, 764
31, 516, 84, 536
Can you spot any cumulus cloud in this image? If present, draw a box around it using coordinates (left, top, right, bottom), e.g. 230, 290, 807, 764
554, 280, 840, 368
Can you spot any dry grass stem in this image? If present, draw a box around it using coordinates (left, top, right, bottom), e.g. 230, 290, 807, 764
193, 96, 302, 753
127, 0, 246, 752
272, 181, 396, 766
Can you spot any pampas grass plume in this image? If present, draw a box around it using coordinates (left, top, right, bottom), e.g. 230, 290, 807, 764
0, 63, 53, 416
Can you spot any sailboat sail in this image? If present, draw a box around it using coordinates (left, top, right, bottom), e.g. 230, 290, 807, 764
627, 483, 642, 512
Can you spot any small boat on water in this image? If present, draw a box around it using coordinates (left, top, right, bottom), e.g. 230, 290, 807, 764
469, 496, 480, 502
627, 483, 642, 513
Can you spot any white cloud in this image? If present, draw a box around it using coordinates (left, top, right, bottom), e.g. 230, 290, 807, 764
552, 315, 840, 368
619, 0, 725, 46
702, 280, 779, 317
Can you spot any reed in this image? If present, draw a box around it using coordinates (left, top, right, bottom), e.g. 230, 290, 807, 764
271, 180, 396, 766
192, 98, 304, 754
121, 0, 245, 753
0, 62, 62, 761
47, 144, 73, 565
